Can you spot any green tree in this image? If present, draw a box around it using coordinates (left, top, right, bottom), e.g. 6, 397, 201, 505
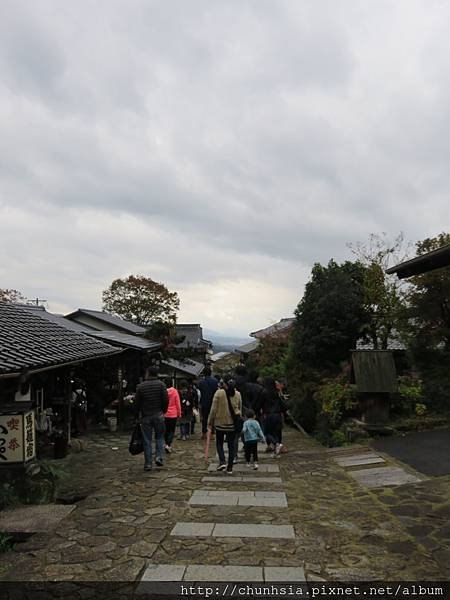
289, 259, 369, 370
286, 259, 369, 432
254, 333, 290, 380
102, 275, 179, 325
405, 232, 450, 352
348, 233, 409, 349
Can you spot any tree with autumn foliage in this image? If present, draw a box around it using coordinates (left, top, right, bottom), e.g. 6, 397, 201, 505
102, 275, 180, 325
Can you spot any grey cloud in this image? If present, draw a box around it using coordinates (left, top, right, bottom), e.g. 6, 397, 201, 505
1, 0, 450, 334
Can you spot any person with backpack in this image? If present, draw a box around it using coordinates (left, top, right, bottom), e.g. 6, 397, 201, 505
207, 375, 242, 474
134, 367, 169, 470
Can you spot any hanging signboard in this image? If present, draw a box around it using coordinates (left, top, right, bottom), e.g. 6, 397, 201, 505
0, 411, 36, 464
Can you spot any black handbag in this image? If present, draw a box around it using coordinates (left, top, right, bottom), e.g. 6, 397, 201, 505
129, 423, 144, 455
226, 393, 243, 433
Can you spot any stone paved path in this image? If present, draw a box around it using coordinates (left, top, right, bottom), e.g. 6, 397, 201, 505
0, 426, 448, 586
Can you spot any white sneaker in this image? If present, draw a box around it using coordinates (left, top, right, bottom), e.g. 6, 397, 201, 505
275, 443, 282, 455
253, 463, 258, 470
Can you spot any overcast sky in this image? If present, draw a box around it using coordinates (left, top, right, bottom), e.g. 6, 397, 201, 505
1, 1, 449, 336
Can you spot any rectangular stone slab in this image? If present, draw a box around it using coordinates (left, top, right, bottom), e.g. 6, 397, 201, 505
171, 522, 215, 537
140, 564, 186, 581
189, 491, 288, 507
349, 466, 421, 488
138, 564, 306, 583
335, 455, 385, 467
184, 565, 263, 581
208, 463, 279, 472
237, 496, 287, 507
205, 490, 255, 497
189, 496, 238, 506
202, 476, 283, 483
212, 523, 295, 539
264, 567, 306, 581
136, 565, 185, 597
0, 505, 76, 533
241, 476, 283, 483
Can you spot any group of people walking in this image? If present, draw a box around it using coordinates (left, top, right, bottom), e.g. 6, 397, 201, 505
134, 365, 287, 473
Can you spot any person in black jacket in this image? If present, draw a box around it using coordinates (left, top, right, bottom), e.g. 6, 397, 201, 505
135, 367, 169, 470
198, 366, 218, 439
262, 377, 287, 456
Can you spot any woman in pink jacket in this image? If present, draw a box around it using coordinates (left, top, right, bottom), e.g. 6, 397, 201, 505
164, 378, 181, 453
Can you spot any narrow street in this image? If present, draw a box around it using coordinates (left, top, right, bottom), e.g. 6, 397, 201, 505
1, 425, 448, 592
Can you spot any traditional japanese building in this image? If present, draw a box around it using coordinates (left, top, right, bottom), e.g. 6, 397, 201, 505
0, 302, 121, 466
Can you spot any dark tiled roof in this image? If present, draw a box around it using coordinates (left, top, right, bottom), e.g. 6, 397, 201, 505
21, 307, 161, 352
176, 324, 212, 350
65, 309, 147, 335
162, 357, 205, 377
21, 306, 92, 333
0, 302, 121, 376
236, 339, 260, 354
89, 331, 161, 351
386, 243, 450, 279
250, 318, 295, 339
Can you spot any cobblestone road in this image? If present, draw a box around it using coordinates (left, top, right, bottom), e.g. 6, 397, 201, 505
0, 426, 448, 585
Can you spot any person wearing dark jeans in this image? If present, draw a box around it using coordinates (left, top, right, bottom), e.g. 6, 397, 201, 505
244, 440, 258, 464
135, 367, 169, 470
163, 380, 181, 452
215, 430, 236, 472
141, 413, 165, 468
262, 377, 286, 457
242, 408, 265, 470
164, 417, 177, 448
207, 375, 242, 474
198, 367, 219, 438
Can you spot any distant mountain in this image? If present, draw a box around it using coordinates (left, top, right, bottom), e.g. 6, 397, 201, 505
203, 329, 252, 351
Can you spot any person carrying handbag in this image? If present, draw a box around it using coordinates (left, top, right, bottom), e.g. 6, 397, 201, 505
207, 375, 242, 474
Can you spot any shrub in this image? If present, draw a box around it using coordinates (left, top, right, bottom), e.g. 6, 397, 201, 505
314, 378, 358, 429
415, 403, 427, 416
391, 374, 423, 414
329, 430, 347, 447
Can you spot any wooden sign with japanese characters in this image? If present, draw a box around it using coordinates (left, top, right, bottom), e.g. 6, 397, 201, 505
0, 411, 36, 464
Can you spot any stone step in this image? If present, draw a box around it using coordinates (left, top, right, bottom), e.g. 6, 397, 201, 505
334, 453, 385, 468
189, 490, 288, 507
349, 466, 422, 488
171, 522, 295, 539
208, 463, 279, 473
137, 564, 305, 590
202, 476, 283, 483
